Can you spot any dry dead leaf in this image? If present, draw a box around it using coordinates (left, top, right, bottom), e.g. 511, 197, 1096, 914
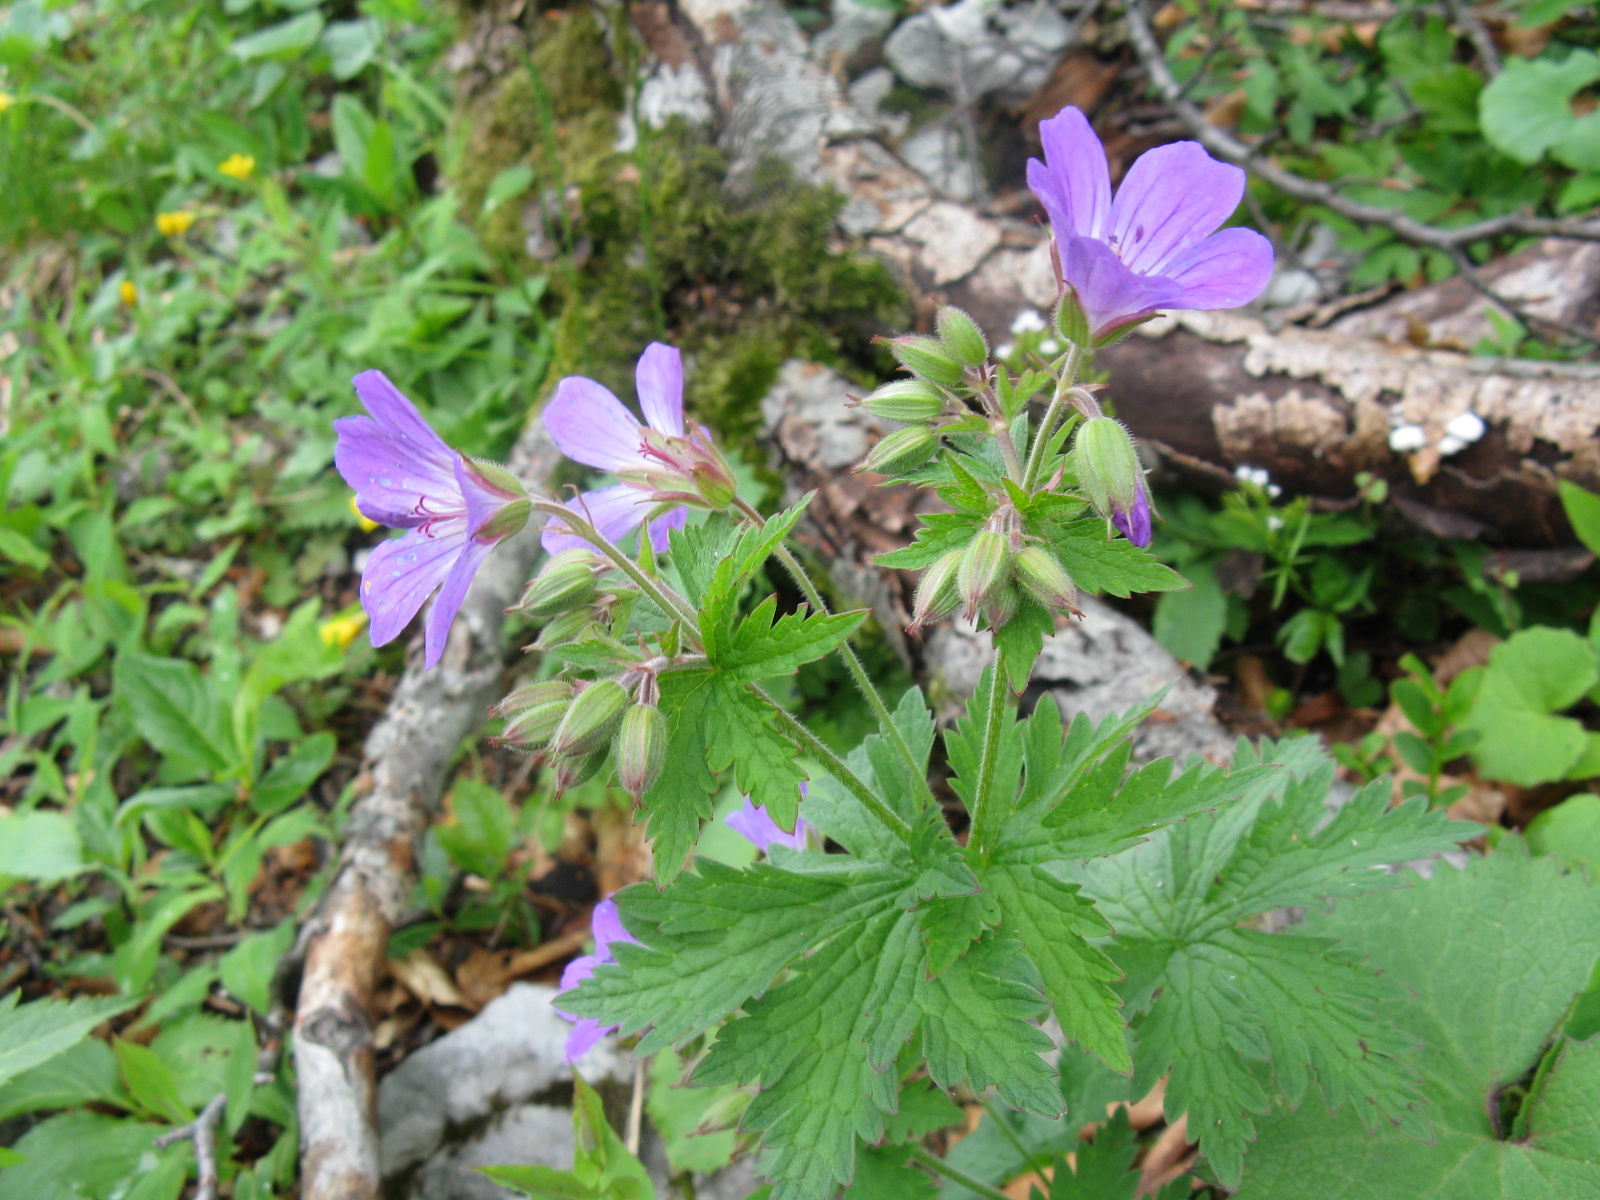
390, 950, 468, 1009
1137, 1113, 1193, 1195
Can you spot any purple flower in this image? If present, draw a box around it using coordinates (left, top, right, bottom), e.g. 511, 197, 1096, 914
554, 897, 639, 1062
1027, 107, 1273, 342
1112, 489, 1152, 547
725, 795, 815, 853
335, 371, 531, 670
541, 343, 736, 555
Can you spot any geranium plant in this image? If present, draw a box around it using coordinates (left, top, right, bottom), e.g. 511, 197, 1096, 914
334, 108, 1473, 1197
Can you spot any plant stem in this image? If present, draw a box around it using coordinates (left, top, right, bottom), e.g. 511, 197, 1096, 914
906, 1145, 1014, 1200
967, 654, 1010, 859
529, 498, 700, 629
733, 497, 937, 809
755, 686, 915, 846
1021, 343, 1083, 491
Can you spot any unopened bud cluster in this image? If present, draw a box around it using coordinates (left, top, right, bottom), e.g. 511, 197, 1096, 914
910, 506, 1080, 632
856, 306, 991, 478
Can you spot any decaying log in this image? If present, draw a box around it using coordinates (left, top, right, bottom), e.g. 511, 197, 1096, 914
293, 420, 560, 1200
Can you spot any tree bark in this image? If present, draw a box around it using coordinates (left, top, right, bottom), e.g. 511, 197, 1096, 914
293, 420, 560, 1200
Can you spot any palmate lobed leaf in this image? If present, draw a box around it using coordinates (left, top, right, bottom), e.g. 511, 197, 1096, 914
1232, 843, 1600, 1199
1070, 738, 1476, 1187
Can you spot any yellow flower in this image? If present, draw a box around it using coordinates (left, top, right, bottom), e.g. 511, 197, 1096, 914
218, 153, 255, 181
155, 210, 196, 237
319, 611, 368, 652
349, 494, 380, 533
0, 93, 13, 116
119, 280, 138, 306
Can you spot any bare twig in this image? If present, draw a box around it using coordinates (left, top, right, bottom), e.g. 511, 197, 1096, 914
1442, 244, 1597, 347
155, 1093, 228, 1200
625, 1055, 647, 1156
1124, 0, 1600, 249
1446, 0, 1501, 78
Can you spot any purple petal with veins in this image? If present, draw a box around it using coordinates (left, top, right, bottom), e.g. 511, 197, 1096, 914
726, 797, 814, 852
635, 342, 686, 438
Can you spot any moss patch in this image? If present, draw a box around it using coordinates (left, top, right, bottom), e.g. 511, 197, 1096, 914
447, 4, 907, 462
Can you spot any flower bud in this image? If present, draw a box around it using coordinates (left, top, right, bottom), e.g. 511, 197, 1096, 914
496, 679, 573, 717
532, 608, 603, 650
552, 747, 607, 797
1014, 546, 1079, 613
857, 426, 939, 476
1053, 288, 1090, 348
936, 306, 989, 368
860, 380, 947, 424
691, 462, 738, 510
615, 703, 667, 798
957, 530, 1010, 621
519, 549, 600, 616
1072, 418, 1142, 521
909, 549, 964, 631
495, 680, 574, 750
888, 336, 965, 388
548, 679, 630, 759
984, 582, 1019, 630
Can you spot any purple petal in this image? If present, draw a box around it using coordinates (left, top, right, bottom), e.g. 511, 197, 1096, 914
644, 504, 689, 551
636, 343, 686, 438
1060, 236, 1186, 340
361, 522, 469, 649
543, 376, 651, 473
1163, 227, 1275, 311
540, 483, 656, 555
590, 897, 639, 960
1111, 488, 1153, 547
422, 536, 495, 669
563, 1017, 614, 1062
334, 372, 462, 529
1027, 107, 1111, 241
557, 954, 600, 1000
726, 797, 811, 852
1108, 141, 1246, 277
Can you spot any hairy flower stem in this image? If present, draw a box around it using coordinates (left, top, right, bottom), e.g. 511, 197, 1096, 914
733, 497, 937, 810
967, 652, 1011, 860
906, 1145, 1013, 1200
1021, 343, 1084, 492
754, 685, 915, 846
529, 498, 700, 630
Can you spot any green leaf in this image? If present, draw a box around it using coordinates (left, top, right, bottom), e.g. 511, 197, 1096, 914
1074, 739, 1474, 1187
641, 669, 719, 882
916, 934, 1060, 1118
251, 730, 335, 816
1480, 50, 1600, 171
840, 1145, 938, 1200
1462, 627, 1600, 786
1526, 794, 1600, 873
980, 862, 1125, 1073
873, 512, 980, 570
0, 810, 84, 884
647, 1050, 740, 1174
694, 909, 922, 1200
320, 17, 379, 80
481, 164, 536, 217
1043, 519, 1186, 597
563, 860, 908, 1054
115, 651, 236, 775
1234, 843, 1600, 1199
669, 515, 743, 604
479, 1164, 597, 1199
0, 1039, 120, 1121
1153, 559, 1225, 668
0, 1112, 172, 1200
702, 679, 805, 832
1041, 1108, 1142, 1200
992, 598, 1055, 689
436, 778, 515, 880
219, 921, 296, 1015
705, 595, 867, 682
116, 1038, 192, 1125
1558, 480, 1600, 558
0, 526, 50, 572
882, 1079, 963, 1142
230, 11, 325, 60
0, 993, 138, 1089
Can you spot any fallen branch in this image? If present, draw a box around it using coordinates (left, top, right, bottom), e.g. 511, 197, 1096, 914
293, 417, 562, 1200
155, 1093, 228, 1200
1124, 0, 1600, 250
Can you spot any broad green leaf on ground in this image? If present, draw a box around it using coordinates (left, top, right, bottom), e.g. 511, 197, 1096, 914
694, 909, 924, 1200
114, 651, 235, 775
1526, 794, 1600, 874
115, 1039, 191, 1125
0, 1039, 121, 1121
1233, 843, 1600, 1199
1037, 1108, 1142, 1200
0, 993, 139, 1089
0, 1111, 173, 1200
483, 1072, 654, 1200
219, 921, 296, 1014
647, 1050, 740, 1175
1462, 627, 1600, 786
1071, 739, 1475, 1187
1153, 558, 1226, 668
1480, 50, 1600, 170
1559, 481, 1600, 559
251, 729, 335, 816
0, 809, 84, 883
840, 1144, 938, 1200
1041, 518, 1186, 597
